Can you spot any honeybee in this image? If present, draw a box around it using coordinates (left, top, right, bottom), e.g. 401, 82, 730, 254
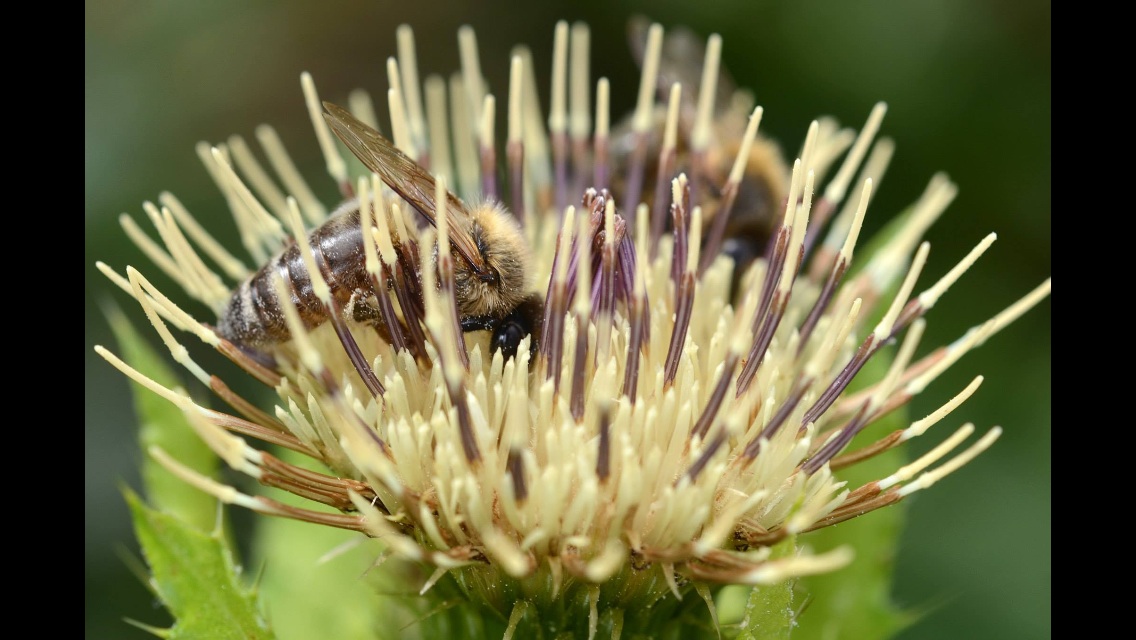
618, 17, 790, 279
217, 102, 540, 359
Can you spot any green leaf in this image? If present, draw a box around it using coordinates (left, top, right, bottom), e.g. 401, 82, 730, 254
792, 354, 915, 640
737, 584, 794, 640
790, 204, 940, 639
735, 538, 797, 640
107, 305, 219, 531
252, 449, 387, 640
127, 489, 274, 640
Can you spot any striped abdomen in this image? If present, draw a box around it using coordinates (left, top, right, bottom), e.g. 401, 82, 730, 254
217, 207, 381, 347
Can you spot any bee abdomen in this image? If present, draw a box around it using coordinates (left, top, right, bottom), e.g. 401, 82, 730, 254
217, 208, 373, 347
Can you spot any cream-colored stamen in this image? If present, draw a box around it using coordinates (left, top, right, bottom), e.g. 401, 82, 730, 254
300, 72, 347, 186
255, 124, 327, 224
632, 23, 664, 133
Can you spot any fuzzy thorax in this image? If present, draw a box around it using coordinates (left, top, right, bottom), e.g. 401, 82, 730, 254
449, 202, 531, 318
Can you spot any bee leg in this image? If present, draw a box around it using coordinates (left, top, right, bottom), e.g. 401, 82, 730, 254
461, 314, 526, 359
459, 315, 500, 333
346, 289, 403, 347
491, 294, 545, 361
722, 237, 764, 300
346, 290, 381, 324
490, 319, 531, 361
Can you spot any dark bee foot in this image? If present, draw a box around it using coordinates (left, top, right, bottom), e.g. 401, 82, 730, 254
459, 294, 544, 362
491, 321, 530, 361
460, 313, 532, 360
493, 295, 543, 361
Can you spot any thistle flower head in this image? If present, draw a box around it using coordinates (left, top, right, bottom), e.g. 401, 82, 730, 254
96, 18, 1051, 637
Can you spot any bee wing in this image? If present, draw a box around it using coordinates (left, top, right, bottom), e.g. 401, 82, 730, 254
322, 102, 489, 276
627, 16, 738, 118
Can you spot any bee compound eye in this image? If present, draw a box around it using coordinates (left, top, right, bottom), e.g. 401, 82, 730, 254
476, 267, 500, 285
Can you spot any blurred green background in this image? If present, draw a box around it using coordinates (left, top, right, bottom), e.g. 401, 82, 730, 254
86, 1, 1050, 638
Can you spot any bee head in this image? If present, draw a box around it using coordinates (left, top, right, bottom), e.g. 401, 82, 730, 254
448, 202, 531, 319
